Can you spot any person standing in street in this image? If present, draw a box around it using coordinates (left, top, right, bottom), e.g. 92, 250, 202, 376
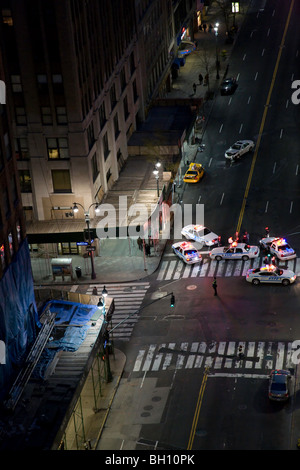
199, 73, 203, 85
137, 236, 143, 251
212, 277, 218, 296
193, 83, 197, 94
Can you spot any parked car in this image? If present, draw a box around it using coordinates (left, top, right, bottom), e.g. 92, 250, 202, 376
259, 237, 296, 260
209, 242, 259, 261
181, 225, 219, 247
171, 241, 202, 264
246, 265, 296, 286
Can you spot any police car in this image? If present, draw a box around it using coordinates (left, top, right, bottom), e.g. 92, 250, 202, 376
209, 242, 259, 261
259, 237, 296, 260
171, 241, 202, 264
181, 225, 219, 247
246, 264, 296, 286
225, 140, 254, 161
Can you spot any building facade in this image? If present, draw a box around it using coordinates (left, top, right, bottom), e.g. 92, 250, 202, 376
1, 0, 140, 224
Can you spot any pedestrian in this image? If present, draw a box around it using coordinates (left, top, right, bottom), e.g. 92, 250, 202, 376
265, 226, 270, 237
204, 73, 209, 86
145, 243, 151, 257
193, 82, 197, 94
242, 231, 249, 243
203, 23, 207, 33
238, 345, 244, 360
212, 277, 218, 296
137, 236, 143, 251
198, 73, 203, 85
92, 286, 97, 295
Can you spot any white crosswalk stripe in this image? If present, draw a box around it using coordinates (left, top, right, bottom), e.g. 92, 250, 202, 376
86, 281, 150, 341
133, 341, 297, 374
156, 256, 299, 281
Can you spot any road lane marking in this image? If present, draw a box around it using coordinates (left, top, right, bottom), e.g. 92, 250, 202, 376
236, 0, 295, 235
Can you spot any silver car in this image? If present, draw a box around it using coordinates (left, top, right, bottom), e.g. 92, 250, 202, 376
225, 140, 255, 161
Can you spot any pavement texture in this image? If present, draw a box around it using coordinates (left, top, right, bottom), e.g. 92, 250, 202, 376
30, 1, 249, 450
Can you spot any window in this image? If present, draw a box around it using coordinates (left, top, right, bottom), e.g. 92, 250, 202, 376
123, 95, 129, 120
10, 176, 18, 205
106, 168, 112, 183
2, 9, 13, 26
52, 169, 71, 193
4, 133, 11, 160
37, 74, 48, 93
110, 83, 117, 110
99, 102, 106, 128
41, 107, 53, 125
132, 78, 138, 102
103, 132, 109, 160
87, 122, 95, 150
114, 113, 119, 138
15, 138, 29, 160
15, 107, 27, 125
11, 75, 22, 93
120, 68, 126, 91
19, 170, 32, 192
56, 106, 67, 124
47, 138, 69, 159
52, 74, 63, 93
92, 153, 99, 182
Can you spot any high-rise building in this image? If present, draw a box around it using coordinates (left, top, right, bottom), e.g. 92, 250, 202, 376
0, 33, 37, 399
1, 0, 139, 225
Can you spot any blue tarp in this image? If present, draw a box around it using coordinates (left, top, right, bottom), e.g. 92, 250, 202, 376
47, 325, 90, 352
0, 239, 38, 401
43, 300, 99, 325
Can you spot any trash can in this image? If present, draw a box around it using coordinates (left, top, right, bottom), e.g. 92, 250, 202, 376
75, 266, 82, 279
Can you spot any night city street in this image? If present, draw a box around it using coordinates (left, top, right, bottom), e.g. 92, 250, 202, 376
96, 0, 300, 452
1, 0, 300, 458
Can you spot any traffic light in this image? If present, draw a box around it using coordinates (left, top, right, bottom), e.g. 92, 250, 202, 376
170, 293, 175, 307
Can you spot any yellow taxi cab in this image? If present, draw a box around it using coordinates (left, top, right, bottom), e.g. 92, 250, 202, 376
183, 163, 205, 183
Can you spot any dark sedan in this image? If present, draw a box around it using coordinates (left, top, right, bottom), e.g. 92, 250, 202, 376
220, 77, 238, 95
268, 370, 291, 402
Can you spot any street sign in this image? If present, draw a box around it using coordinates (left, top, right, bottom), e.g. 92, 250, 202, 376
76, 241, 89, 246
86, 246, 96, 251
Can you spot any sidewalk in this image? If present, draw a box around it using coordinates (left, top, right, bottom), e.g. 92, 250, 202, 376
32, 1, 250, 451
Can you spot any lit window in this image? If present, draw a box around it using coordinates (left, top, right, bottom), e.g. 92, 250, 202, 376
47, 138, 69, 159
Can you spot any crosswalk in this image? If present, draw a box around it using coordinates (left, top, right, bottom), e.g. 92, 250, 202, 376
133, 341, 297, 376
157, 255, 300, 281
86, 281, 150, 341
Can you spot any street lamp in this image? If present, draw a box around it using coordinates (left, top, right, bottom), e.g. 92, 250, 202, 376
214, 22, 220, 79
72, 201, 100, 279
97, 287, 112, 383
153, 161, 161, 197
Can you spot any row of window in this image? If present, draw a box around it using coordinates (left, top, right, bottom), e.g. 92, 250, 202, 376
11, 73, 64, 94
19, 168, 113, 194
15, 106, 67, 126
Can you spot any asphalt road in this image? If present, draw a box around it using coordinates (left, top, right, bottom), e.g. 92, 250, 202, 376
99, 0, 300, 453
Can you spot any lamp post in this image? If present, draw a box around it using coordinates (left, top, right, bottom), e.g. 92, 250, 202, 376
97, 286, 112, 382
73, 202, 100, 279
153, 161, 161, 197
214, 23, 220, 80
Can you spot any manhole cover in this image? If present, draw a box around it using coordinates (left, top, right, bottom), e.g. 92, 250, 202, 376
187, 285, 197, 290
141, 412, 151, 417
152, 396, 161, 402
